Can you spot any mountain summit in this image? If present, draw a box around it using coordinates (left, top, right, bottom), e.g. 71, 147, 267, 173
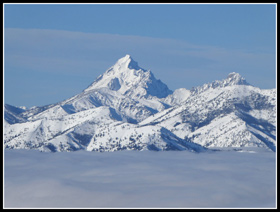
84, 55, 172, 98
225, 72, 250, 86
191, 72, 250, 95
114, 54, 141, 70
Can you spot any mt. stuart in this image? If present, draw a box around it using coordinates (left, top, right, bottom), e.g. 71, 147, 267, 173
4, 55, 276, 152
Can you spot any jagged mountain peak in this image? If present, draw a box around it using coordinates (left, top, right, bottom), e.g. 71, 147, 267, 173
83, 55, 172, 98
225, 72, 250, 86
191, 72, 250, 95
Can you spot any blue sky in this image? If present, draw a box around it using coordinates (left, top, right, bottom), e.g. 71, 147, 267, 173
4, 3, 276, 107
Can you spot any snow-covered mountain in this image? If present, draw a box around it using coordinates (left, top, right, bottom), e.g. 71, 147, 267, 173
141, 73, 276, 151
4, 55, 276, 152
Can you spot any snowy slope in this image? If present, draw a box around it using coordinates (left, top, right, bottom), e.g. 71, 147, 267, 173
163, 88, 191, 106
87, 122, 205, 152
4, 104, 27, 124
4, 55, 276, 152
140, 74, 276, 151
4, 106, 118, 152
4, 105, 205, 152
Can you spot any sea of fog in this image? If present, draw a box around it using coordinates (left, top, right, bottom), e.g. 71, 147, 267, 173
4, 148, 276, 208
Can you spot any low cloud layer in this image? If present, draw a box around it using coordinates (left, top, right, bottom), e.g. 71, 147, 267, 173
4, 149, 276, 208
